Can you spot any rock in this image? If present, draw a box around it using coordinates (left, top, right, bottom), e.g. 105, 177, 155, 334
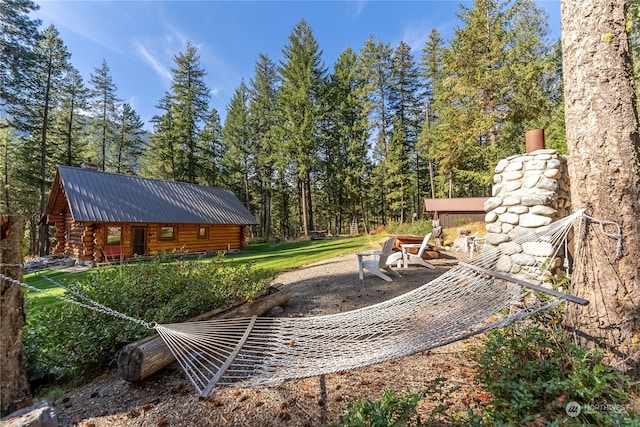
522, 241, 554, 257
502, 196, 521, 206
537, 178, 558, 191
511, 253, 537, 266
524, 175, 540, 188
502, 170, 523, 180
543, 168, 562, 179
0, 401, 57, 427
506, 205, 528, 214
497, 241, 522, 255
504, 161, 523, 172
498, 212, 519, 225
521, 194, 551, 207
503, 181, 522, 192
495, 159, 510, 173
484, 197, 503, 211
501, 223, 514, 233
525, 160, 546, 170
486, 232, 510, 245
495, 255, 512, 273
519, 213, 552, 228
529, 205, 557, 216
485, 223, 503, 234
485, 211, 498, 223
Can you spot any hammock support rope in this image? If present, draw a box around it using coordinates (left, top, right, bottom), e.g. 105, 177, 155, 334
3, 209, 605, 398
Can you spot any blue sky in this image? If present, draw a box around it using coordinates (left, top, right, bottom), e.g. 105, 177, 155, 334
34, 1, 561, 130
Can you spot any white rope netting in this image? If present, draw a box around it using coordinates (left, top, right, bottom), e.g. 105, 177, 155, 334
2, 209, 594, 398
154, 209, 587, 397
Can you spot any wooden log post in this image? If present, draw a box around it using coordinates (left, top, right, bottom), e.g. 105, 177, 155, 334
0, 215, 31, 417
117, 287, 290, 382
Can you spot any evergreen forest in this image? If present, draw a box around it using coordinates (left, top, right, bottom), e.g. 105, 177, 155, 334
2, 0, 638, 256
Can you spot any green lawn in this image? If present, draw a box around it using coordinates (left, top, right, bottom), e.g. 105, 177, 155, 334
24, 234, 385, 308
224, 234, 383, 270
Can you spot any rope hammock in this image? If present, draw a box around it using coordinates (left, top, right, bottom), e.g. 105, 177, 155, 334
2, 209, 609, 398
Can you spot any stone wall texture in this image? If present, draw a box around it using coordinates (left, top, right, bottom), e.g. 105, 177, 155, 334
483, 148, 570, 278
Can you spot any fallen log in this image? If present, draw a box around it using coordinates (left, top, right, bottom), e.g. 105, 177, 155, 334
117, 286, 290, 382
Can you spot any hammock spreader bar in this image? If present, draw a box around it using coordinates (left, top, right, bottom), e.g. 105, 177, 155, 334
199, 315, 257, 398
459, 262, 589, 306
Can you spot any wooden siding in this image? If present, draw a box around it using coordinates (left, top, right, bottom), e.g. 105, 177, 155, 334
87, 222, 246, 262
436, 212, 487, 229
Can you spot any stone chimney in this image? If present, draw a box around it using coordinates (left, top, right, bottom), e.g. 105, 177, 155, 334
80, 158, 98, 170
482, 131, 570, 277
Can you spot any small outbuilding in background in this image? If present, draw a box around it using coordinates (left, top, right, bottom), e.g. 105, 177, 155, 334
423, 197, 488, 229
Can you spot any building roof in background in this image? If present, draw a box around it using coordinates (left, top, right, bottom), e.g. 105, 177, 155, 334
47, 166, 258, 225
423, 197, 488, 213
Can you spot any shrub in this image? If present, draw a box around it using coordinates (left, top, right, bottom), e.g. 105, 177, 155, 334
470, 323, 638, 426
384, 219, 433, 237
332, 377, 466, 427
335, 323, 638, 426
24, 254, 275, 385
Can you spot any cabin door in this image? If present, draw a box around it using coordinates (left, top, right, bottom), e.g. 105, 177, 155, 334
132, 227, 147, 256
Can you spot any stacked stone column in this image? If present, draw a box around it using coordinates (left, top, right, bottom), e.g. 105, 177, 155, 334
483, 149, 571, 278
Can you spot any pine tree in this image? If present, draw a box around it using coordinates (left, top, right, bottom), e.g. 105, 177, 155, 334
389, 41, 422, 221
110, 103, 146, 174
49, 66, 89, 167
197, 107, 222, 186
10, 25, 70, 255
359, 36, 393, 224
432, 0, 555, 197
248, 53, 279, 238
221, 81, 252, 207
89, 60, 120, 171
142, 94, 176, 180
0, 0, 40, 109
419, 29, 445, 199
277, 19, 326, 236
169, 41, 210, 183
323, 47, 370, 234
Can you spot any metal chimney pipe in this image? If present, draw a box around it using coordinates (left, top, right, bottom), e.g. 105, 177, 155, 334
525, 128, 545, 153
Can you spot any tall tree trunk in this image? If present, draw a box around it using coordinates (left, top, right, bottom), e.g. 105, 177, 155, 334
0, 215, 30, 416
300, 178, 309, 236
562, 0, 640, 376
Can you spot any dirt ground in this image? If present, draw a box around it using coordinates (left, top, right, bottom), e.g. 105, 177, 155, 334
52, 249, 490, 426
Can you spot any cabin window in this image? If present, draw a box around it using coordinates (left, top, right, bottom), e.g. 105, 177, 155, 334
198, 225, 208, 239
159, 226, 175, 240
106, 226, 122, 245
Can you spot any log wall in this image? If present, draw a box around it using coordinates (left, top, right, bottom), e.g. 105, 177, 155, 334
86, 222, 247, 262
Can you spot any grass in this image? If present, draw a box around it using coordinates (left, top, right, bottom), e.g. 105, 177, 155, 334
23, 234, 387, 309
23, 222, 482, 310
223, 234, 385, 270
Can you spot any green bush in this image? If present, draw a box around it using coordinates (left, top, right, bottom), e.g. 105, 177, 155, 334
24, 254, 275, 384
335, 323, 638, 426
333, 377, 463, 427
385, 219, 433, 237
470, 323, 638, 426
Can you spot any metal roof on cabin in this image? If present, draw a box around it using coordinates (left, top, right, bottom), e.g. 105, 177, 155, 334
423, 197, 488, 212
55, 166, 258, 225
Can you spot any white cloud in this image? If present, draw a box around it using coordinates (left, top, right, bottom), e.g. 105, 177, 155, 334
133, 37, 173, 83
35, 1, 124, 55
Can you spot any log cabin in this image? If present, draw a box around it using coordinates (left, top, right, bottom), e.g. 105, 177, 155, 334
43, 165, 257, 263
